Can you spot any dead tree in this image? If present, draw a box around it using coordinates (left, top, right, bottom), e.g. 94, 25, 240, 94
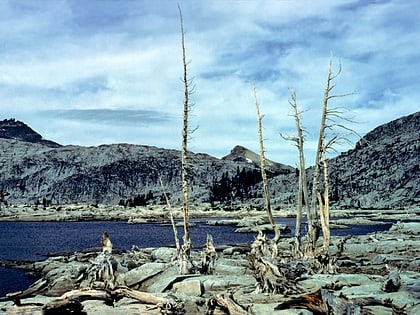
253, 87, 280, 257
178, 4, 194, 274
101, 231, 113, 254
382, 265, 401, 292
281, 89, 310, 257
311, 58, 356, 254
86, 232, 116, 289
207, 291, 255, 315
200, 234, 217, 275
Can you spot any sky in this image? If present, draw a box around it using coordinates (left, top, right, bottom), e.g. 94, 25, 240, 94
0, 0, 419, 167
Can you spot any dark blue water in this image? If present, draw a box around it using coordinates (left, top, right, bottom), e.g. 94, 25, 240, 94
0, 219, 392, 297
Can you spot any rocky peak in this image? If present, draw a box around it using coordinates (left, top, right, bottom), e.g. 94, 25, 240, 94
0, 118, 61, 147
223, 145, 294, 175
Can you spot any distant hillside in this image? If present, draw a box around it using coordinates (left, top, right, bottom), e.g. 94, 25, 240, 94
0, 112, 418, 209
328, 111, 420, 208
0, 137, 263, 205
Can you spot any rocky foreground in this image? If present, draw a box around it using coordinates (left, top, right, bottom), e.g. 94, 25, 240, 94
0, 205, 419, 314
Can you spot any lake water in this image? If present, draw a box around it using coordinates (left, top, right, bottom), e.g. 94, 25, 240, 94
0, 219, 392, 297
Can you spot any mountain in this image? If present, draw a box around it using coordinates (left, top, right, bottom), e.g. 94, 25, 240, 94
0, 112, 418, 209
222, 145, 294, 176
0, 118, 61, 148
327, 111, 420, 208
0, 136, 265, 205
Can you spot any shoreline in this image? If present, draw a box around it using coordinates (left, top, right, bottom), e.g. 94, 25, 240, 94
1, 203, 418, 223
0, 220, 419, 314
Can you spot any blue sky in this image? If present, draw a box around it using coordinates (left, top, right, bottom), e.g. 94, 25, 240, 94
1, 0, 418, 166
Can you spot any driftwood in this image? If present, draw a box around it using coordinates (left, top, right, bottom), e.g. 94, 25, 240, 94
275, 288, 404, 314
60, 289, 114, 303
6, 278, 48, 306
382, 266, 401, 292
85, 251, 116, 289
249, 255, 300, 294
101, 230, 113, 254
207, 291, 254, 315
42, 287, 183, 314
250, 230, 278, 258
42, 298, 84, 315
201, 234, 217, 275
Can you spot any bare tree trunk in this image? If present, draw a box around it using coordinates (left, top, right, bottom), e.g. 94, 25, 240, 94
312, 58, 353, 255
159, 176, 180, 253
179, 5, 192, 274
321, 157, 330, 250
288, 90, 310, 257
309, 60, 335, 255
253, 87, 281, 251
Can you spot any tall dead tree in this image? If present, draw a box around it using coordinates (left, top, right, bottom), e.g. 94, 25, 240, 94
281, 89, 310, 257
312, 59, 355, 253
253, 87, 281, 256
178, 5, 194, 274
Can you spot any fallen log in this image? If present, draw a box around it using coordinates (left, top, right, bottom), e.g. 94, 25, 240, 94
113, 287, 173, 305
274, 289, 329, 314
42, 298, 84, 315
42, 287, 183, 314
207, 292, 254, 315
275, 289, 400, 314
60, 289, 113, 304
5, 278, 48, 306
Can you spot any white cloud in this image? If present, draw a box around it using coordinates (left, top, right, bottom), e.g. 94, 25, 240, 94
0, 0, 418, 166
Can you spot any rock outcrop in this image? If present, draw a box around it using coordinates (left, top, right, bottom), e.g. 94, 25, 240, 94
0, 112, 418, 209
327, 111, 420, 208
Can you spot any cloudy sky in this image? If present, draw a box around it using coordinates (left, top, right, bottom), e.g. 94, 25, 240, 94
1, 0, 418, 166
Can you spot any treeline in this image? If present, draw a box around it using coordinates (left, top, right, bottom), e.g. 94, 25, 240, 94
209, 167, 263, 203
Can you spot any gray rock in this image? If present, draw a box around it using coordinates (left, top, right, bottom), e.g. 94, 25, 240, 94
389, 222, 420, 235
123, 262, 169, 287
150, 247, 177, 262
172, 279, 203, 296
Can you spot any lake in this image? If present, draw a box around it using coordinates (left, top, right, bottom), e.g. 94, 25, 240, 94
0, 219, 392, 297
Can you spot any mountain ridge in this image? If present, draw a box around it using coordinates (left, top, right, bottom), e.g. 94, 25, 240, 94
0, 112, 418, 208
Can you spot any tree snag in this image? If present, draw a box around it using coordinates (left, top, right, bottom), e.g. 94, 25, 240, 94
281, 89, 310, 257
311, 58, 355, 255
201, 234, 217, 275
178, 4, 194, 274
253, 87, 280, 257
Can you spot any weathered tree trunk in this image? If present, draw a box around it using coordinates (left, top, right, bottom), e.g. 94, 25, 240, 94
382, 266, 401, 292
179, 5, 192, 274
320, 157, 330, 250
43, 287, 181, 313
101, 230, 113, 254
201, 234, 217, 275
42, 299, 84, 315
207, 292, 254, 315
253, 87, 280, 256
309, 59, 335, 255
288, 90, 310, 257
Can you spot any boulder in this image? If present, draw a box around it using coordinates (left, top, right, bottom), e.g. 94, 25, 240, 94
150, 247, 177, 262
172, 279, 203, 296
123, 262, 168, 287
